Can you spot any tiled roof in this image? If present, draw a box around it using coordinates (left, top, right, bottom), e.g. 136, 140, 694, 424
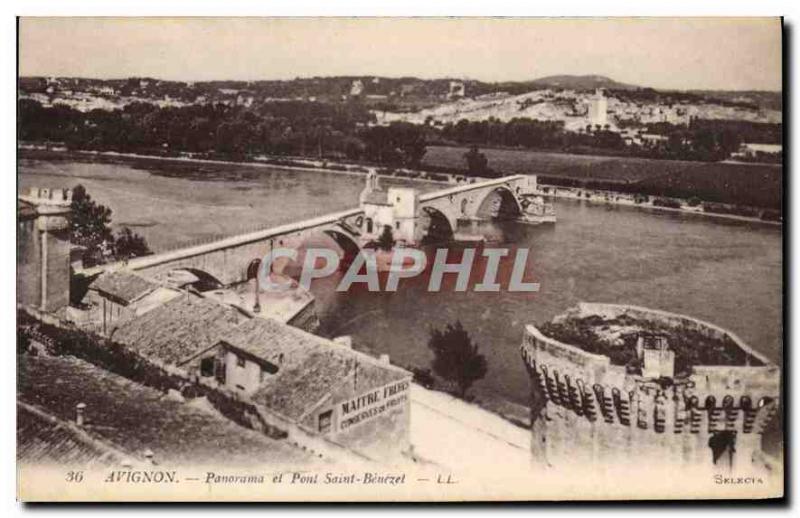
253, 348, 353, 421
243, 323, 409, 421
17, 404, 123, 467
90, 270, 158, 306
110, 294, 244, 365
218, 318, 323, 369
18, 355, 321, 467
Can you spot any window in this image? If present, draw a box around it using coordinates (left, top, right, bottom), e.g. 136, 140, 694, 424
200, 357, 215, 377
236, 356, 246, 368
318, 410, 333, 434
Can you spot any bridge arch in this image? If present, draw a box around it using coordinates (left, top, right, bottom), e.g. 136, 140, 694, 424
473, 185, 525, 220
322, 228, 363, 261
164, 267, 224, 291
421, 206, 456, 244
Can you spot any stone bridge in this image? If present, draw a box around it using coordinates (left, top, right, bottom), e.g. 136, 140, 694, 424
417, 175, 535, 236
81, 175, 536, 286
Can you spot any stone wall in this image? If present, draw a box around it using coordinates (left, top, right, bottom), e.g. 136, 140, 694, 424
318, 376, 412, 461
520, 305, 781, 472
17, 217, 41, 309
17, 189, 72, 314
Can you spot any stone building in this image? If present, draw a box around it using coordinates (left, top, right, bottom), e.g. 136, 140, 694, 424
448, 81, 466, 99
17, 187, 73, 315
216, 318, 412, 460
358, 170, 419, 245
350, 79, 364, 97
108, 293, 412, 460
587, 89, 608, 128
80, 270, 181, 335
520, 303, 780, 474
109, 293, 247, 372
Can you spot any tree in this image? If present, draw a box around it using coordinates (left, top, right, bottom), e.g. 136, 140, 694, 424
115, 227, 152, 260
427, 321, 488, 399
463, 145, 489, 177
376, 225, 395, 251
71, 184, 115, 266
70, 184, 151, 266
361, 122, 427, 166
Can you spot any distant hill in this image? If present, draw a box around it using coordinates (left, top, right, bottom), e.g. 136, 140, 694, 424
523, 74, 640, 91
19, 73, 781, 113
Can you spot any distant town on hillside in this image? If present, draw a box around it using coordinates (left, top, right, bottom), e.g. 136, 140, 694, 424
18, 74, 782, 162
18, 73, 783, 214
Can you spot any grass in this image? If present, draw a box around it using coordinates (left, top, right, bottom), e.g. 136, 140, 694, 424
538, 313, 764, 378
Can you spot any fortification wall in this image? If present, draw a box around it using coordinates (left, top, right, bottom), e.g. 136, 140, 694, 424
520, 305, 781, 471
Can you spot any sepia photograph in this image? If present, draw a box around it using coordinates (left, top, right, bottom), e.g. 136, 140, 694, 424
14, 16, 784, 502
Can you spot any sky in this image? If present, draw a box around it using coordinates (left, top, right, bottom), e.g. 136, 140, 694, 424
19, 17, 782, 91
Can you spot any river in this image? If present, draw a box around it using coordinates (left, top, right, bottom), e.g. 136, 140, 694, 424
19, 154, 783, 448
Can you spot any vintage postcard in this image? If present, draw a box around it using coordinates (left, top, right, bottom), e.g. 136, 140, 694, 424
16, 17, 783, 502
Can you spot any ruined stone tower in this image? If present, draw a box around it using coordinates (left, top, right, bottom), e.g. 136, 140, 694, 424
17, 187, 73, 314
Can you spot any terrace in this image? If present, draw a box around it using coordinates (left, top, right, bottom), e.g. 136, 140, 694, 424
536, 303, 765, 378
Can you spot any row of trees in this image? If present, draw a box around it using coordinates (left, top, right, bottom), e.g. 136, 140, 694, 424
23, 97, 782, 169
437, 116, 779, 162
19, 99, 429, 167
21, 97, 783, 168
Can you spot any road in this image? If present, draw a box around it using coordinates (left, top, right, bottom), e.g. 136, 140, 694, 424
409, 384, 533, 474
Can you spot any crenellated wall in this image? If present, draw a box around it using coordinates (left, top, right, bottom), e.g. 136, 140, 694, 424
520, 303, 781, 472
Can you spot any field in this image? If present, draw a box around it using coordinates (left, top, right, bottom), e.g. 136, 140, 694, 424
423, 145, 783, 209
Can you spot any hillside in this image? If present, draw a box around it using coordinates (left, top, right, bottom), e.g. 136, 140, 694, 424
523, 74, 639, 91
19, 74, 780, 112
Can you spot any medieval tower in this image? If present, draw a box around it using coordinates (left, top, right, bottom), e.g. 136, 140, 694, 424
17, 187, 73, 314
521, 303, 780, 474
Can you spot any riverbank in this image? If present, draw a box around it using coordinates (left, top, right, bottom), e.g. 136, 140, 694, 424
533, 184, 782, 227
424, 144, 783, 212
18, 144, 458, 187
20, 143, 781, 228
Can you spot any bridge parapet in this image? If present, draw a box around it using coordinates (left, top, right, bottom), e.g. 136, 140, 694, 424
79, 176, 536, 286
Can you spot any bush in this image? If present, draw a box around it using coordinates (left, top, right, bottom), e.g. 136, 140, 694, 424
428, 321, 487, 399
652, 197, 682, 209
410, 367, 436, 389
702, 202, 759, 218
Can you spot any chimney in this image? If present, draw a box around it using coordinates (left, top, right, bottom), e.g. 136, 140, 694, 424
75, 402, 86, 427
380, 354, 391, 365
143, 449, 156, 465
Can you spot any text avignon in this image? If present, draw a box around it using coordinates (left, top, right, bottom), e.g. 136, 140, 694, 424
104, 471, 178, 483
